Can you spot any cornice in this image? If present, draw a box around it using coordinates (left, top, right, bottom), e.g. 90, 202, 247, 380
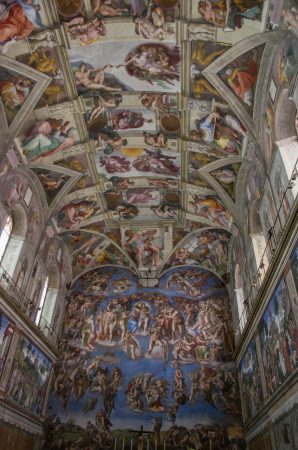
0, 289, 59, 360
234, 195, 298, 360
0, 401, 43, 436
244, 372, 298, 437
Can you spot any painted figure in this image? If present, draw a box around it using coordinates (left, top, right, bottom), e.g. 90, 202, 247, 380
0, 77, 32, 113
126, 189, 159, 205
21, 119, 77, 161
112, 110, 153, 130
75, 63, 122, 92
133, 149, 179, 176
133, 1, 175, 40
124, 229, 161, 269
96, 132, 127, 154
122, 43, 180, 86
26, 46, 58, 76
226, 56, 257, 107
0, 0, 45, 44
190, 195, 230, 228
198, 0, 263, 30
281, 7, 298, 32
88, 93, 123, 120
93, 0, 129, 16
100, 155, 131, 173
58, 199, 98, 229
143, 131, 167, 148
65, 16, 106, 44
140, 93, 169, 114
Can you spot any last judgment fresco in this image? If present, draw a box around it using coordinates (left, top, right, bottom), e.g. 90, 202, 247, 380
47, 266, 245, 449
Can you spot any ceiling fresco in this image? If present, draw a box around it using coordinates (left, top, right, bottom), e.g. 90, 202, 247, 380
0, 0, 298, 447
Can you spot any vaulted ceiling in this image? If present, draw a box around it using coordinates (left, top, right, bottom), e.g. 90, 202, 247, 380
2, 0, 296, 289
1, 0, 298, 445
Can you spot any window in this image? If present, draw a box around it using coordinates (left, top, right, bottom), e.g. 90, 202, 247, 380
0, 216, 13, 264
35, 276, 49, 325
234, 263, 245, 319
235, 287, 245, 319
38, 267, 60, 338
0, 206, 27, 278
39, 288, 59, 339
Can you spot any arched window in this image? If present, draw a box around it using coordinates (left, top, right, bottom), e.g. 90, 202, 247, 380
34, 276, 49, 325
0, 216, 13, 264
0, 206, 27, 279
38, 266, 60, 341
234, 263, 246, 327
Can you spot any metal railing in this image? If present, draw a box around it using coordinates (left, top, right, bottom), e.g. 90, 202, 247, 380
0, 265, 58, 345
113, 436, 179, 449
235, 158, 298, 341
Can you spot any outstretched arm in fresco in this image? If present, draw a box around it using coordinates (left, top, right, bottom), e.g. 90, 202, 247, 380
75, 64, 121, 92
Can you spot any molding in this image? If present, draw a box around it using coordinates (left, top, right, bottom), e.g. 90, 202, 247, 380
234, 195, 298, 361
27, 163, 82, 218
244, 373, 298, 437
271, 392, 298, 423
204, 31, 288, 150
0, 290, 58, 360
0, 401, 43, 435
0, 56, 51, 140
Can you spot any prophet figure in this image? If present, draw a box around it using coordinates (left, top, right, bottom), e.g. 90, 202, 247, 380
22, 119, 77, 161
193, 109, 246, 153
124, 229, 160, 269
0, 0, 44, 44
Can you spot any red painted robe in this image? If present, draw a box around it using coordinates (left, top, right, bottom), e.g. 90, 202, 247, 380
0, 5, 34, 44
